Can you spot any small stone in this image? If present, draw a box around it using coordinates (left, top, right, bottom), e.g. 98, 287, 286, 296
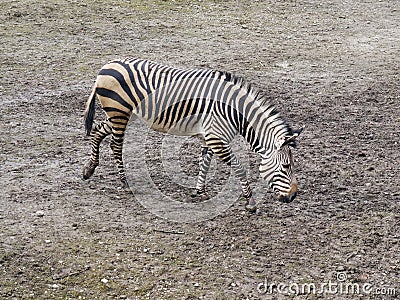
193, 282, 200, 287
359, 273, 368, 281
101, 278, 108, 284
337, 266, 345, 271
35, 210, 45, 217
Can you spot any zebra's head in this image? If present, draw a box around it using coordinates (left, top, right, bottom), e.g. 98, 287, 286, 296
259, 127, 304, 203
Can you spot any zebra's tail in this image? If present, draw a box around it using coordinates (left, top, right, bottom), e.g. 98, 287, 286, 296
84, 85, 97, 136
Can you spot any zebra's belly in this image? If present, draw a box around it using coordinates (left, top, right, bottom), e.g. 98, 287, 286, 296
134, 113, 205, 137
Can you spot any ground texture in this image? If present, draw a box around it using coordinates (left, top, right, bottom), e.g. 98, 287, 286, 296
1, 0, 399, 299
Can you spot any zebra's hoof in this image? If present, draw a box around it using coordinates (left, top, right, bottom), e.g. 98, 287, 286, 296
120, 179, 130, 190
240, 197, 257, 213
191, 190, 210, 200
83, 164, 97, 180
200, 193, 210, 201
245, 202, 257, 213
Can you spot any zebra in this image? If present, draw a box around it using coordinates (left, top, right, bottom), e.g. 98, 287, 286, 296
83, 58, 303, 212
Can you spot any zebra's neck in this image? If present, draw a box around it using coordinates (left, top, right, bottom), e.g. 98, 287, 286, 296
237, 97, 291, 156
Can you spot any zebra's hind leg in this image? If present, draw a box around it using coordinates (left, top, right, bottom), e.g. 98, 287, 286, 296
110, 132, 129, 190
205, 136, 257, 213
83, 121, 112, 180
193, 146, 214, 200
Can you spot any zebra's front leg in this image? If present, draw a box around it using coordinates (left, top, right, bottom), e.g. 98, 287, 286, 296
110, 134, 129, 189
194, 146, 214, 200
230, 156, 257, 213
208, 138, 257, 213
83, 121, 112, 180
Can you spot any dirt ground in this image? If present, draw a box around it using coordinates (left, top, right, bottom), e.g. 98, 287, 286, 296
1, 0, 399, 299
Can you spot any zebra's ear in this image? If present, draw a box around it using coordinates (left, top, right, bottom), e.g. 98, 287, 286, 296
292, 126, 305, 136
281, 135, 297, 148
280, 126, 304, 148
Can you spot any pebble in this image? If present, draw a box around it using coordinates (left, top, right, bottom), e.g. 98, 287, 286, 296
101, 278, 108, 284
35, 210, 45, 217
359, 273, 368, 281
337, 265, 345, 271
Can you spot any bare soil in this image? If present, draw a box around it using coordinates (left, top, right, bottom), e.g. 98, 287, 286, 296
1, 0, 399, 299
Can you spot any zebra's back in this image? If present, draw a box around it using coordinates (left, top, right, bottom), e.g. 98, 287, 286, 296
95, 58, 238, 136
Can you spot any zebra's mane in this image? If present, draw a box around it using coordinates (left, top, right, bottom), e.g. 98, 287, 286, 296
222, 71, 294, 136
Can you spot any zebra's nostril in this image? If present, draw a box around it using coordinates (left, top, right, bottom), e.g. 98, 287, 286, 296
278, 194, 290, 203
277, 192, 296, 203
